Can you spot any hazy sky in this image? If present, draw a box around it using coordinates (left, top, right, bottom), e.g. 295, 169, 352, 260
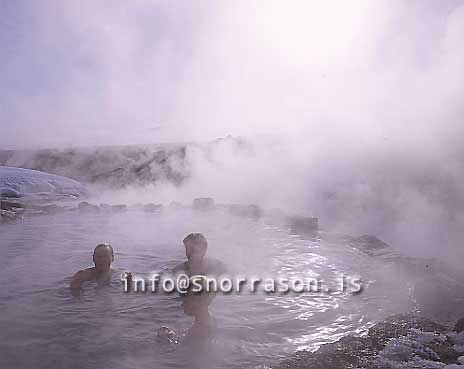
1, 0, 463, 149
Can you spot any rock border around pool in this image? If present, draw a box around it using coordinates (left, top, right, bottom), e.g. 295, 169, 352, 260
269, 314, 464, 369
1, 197, 320, 239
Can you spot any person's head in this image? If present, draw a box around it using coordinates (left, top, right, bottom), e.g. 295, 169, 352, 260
183, 233, 208, 264
93, 243, 114, 272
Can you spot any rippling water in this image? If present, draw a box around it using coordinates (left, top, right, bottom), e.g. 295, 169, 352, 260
1, 207, 460, 369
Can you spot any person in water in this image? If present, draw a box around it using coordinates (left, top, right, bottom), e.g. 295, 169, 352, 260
70, 243, 115, 290
172, 233, 227, 276
158, 290, 217, 344
181, 290, 217, 342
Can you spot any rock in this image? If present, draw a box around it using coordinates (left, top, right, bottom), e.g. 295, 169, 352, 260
368, 314, 448, 350
275, 335, 374, 369
0, 188, 22, 198
144, 203, 163, 213
192, 197, 215, 211
111, 204, 127, 212
1, 199, 23, 211
348, 235, 390, 256
1, 208, 24, 222
228, 204, 262, 219
429, 341, 461, 364
287, 215, 318, 235
78, 201, 100, 213
272, 314, 456, 369
455, 318, 464, 333
169, 201, 183, 210
99, 203, 112, 211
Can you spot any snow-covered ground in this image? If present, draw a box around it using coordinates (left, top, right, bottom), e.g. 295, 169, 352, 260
369, 330, 464, 369
0, 166, 88, 200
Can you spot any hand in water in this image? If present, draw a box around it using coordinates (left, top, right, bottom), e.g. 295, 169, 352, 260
157, 326, 178, 344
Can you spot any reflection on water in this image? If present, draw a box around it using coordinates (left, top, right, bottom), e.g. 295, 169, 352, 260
0, 208, 454, 369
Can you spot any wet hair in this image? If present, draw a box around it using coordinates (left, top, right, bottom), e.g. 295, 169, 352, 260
93, 243, 114, 263
183, 233, 208, 251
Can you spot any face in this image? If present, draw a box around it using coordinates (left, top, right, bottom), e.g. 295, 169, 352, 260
185, 241, 206, 264
93, 246, 113, 272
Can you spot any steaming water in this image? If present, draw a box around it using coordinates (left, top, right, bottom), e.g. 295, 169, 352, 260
1, 207, 461, 369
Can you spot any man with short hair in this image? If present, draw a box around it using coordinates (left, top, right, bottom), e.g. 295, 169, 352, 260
172, 233, 226, 276
70, 243, 115, 290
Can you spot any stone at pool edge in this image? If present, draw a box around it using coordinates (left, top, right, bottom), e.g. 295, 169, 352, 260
0, 206, 24, 222
1, 199, 24, 211
455, 318, 464, 333
144, 203, 163, 212
192, 197, 215, 211
272, 314, 461, 369
1, 200, 23, 222
169, 201, 183, 210
111, 204, 127, 212
286, 215, 319, 234
78, 201, 100, 213
0, 188, 22, 198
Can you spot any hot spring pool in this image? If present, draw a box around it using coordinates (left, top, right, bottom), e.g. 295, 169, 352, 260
0, 206, 455, 369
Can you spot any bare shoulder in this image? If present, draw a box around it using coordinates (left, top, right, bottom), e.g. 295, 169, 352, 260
70, 268, 95, 288
172, 262, 188, 274
205, 258, 228, 275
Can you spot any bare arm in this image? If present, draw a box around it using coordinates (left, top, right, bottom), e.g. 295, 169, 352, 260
70, 269, 92, 290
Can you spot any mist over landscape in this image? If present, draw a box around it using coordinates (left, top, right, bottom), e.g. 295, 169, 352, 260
2, 2, 464, 369
2, 0, 464, 261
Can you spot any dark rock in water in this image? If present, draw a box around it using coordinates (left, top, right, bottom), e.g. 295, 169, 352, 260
347, 235, 390, 256
144, 203, 163, 213
1, 200, 65, 218
111, 204, 127, 212
1, 200, 23, 211
273, 314, 458, 369
99, 203, 126, 212
275, 335, 375, 369
1, 208, 24, 222
287, 215, 318, 235
367, 314, 448, 350
192, 197, 215, 211
0, 188, 22, 198
78, 201, 100, 213
99, 203, 113, 212
228, 204, 262, 219
455, 318, 464, 333
169, 201, 183, 210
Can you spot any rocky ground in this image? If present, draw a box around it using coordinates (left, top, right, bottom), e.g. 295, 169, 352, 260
272, 315, 464, 369
0, 136, 250, 188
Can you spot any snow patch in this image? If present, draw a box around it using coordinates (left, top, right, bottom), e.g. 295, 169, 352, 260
0, 166, 88, 199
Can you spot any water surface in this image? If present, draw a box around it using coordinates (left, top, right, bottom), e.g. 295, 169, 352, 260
1, 207, 452, 369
